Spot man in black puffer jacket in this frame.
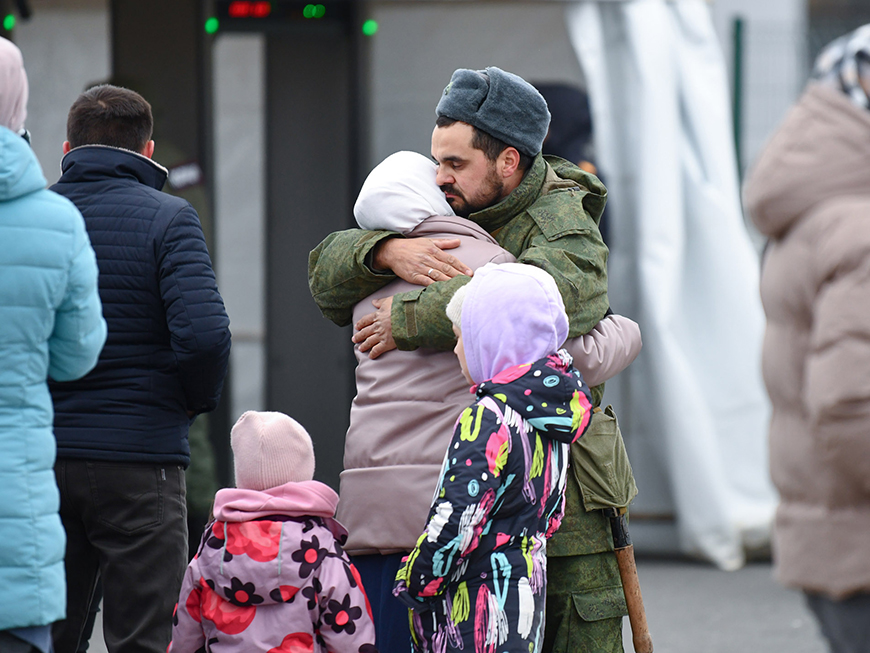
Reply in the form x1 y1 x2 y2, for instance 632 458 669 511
48 85 231 653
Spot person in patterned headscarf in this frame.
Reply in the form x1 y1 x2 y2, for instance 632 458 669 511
743 23 870 653
812 23 870 109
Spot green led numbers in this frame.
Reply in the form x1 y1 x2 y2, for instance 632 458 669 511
303 4 325 18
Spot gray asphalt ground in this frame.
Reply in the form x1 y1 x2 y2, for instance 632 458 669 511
625 557 827 653
85 557 828 653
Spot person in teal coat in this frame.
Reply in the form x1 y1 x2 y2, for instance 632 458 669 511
0 37 106 653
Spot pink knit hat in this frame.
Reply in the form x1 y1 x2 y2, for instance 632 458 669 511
231 411 315 491
0 37 28 132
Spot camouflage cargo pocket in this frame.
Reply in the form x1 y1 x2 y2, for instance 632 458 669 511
544 583 627 653
571 405 638 512
572 585 628 622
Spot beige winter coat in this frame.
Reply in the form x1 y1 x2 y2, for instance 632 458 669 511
337 217 514 555
744 84 870 598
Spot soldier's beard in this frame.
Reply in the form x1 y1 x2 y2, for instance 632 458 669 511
441 165 505 219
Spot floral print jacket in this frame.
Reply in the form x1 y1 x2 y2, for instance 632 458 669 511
169 481 378 653
393 351 593 652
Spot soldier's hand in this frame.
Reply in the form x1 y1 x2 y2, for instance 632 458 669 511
353 296 397 359
372 237 472 286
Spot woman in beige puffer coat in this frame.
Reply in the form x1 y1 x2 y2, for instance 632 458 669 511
743 24 870 653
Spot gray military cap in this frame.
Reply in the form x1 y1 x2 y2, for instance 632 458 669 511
435 66 551 157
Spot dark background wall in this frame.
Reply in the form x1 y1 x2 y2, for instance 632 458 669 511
265 22 359 490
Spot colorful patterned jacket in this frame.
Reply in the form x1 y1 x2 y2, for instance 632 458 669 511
169 481 378 653
393 352 592 653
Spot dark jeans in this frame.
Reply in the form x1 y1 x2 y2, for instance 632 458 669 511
350 553 411 653
52 459 188 653
806 591 870 653
75 579 101 653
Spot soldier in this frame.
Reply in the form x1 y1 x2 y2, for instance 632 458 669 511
309 66 627 652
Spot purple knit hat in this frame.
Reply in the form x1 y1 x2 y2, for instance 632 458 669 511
0 37 27 132
447 263 569 384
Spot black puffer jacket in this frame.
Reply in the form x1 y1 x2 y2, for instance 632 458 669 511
49 145 231 466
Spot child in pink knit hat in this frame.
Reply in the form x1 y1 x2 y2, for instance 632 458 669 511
169 411 378 653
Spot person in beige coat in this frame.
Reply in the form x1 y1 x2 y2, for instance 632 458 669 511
744 24 870 653
339 150 642 651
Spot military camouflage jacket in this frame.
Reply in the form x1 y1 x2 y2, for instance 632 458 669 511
308 154 610 352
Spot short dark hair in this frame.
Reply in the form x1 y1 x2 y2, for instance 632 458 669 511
67 85 153 152
435 115 533 172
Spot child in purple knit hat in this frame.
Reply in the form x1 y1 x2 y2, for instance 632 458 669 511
393 263 594 653
169 411 378 653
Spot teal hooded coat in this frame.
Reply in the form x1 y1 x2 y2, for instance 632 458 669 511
0 126 106 630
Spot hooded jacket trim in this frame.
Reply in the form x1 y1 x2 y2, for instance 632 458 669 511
0 126 46 202
213 481 347 542
406 214 499 244
59 144 169 190
745 84 870 239
474 350 592 445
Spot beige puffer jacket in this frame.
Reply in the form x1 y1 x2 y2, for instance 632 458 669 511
744 84 870 598
337 216 514 555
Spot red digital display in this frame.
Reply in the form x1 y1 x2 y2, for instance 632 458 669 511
252 2 271 17
227 1 272 18
215 1 351 30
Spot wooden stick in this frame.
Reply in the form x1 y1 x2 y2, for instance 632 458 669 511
614 544 653 653
608 510 653 653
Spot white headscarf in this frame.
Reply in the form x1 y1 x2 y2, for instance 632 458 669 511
0 37 27 132
353 151 454 234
